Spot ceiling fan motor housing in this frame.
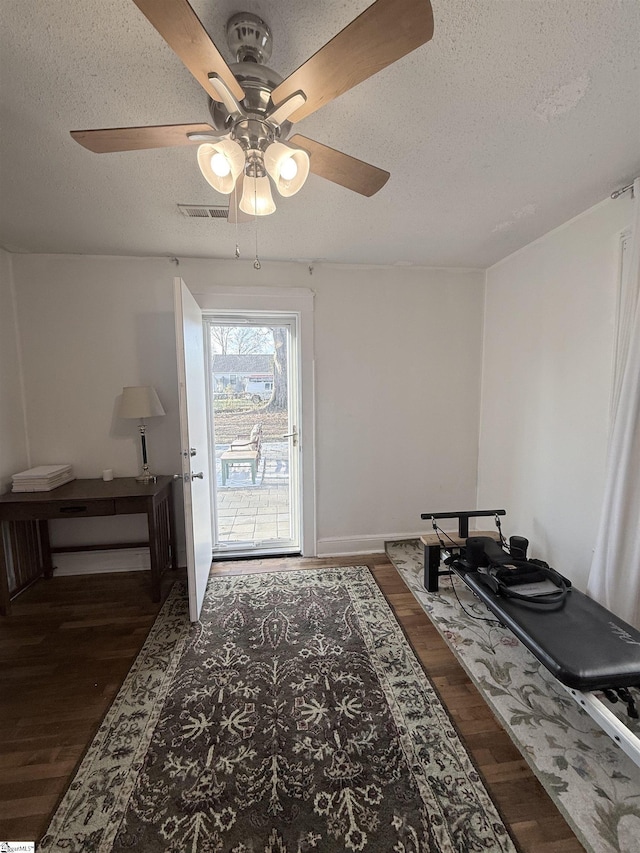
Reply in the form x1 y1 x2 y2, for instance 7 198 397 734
207 12 295 157
226 13 273 65
208 60 292 151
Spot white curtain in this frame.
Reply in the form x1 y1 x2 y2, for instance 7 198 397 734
587 178 640 627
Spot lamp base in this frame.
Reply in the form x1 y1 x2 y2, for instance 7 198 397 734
136 463 157 484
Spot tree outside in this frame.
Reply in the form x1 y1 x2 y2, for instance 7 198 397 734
210 325 273 356
263 326 287 413
210 324 288 414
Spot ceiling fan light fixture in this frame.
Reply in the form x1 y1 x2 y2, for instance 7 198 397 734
240 174 276 216
71 0 435 221
264 142 310 197
197 139 244 194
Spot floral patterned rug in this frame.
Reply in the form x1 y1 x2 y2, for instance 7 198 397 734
40 566 517 853
386 540 640 853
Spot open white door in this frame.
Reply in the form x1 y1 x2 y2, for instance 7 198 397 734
174 277 213 621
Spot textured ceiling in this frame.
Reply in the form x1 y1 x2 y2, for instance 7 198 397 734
1 0 638 267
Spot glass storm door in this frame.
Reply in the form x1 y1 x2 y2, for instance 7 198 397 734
205 315 301 557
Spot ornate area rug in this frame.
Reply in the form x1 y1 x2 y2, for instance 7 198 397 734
41 567 517 853
386 540 640 853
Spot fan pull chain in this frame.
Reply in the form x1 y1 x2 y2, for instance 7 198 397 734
234 183 240 260
253 180 261 270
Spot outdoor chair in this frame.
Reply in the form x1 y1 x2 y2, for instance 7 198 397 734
230 422 263 452
220 423 263 485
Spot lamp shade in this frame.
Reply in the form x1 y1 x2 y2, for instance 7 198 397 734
197 139 245 194
118 386 166 419
264 141 310 197
240 174 276 216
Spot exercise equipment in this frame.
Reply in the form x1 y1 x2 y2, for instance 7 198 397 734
420 510 640 768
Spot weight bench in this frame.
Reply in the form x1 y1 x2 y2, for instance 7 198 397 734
421 510 640 768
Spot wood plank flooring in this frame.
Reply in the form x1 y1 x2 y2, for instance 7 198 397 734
0 554 584 851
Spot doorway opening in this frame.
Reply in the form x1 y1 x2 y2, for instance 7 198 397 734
204 314 301 558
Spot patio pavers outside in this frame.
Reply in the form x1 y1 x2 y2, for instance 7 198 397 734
214 441 292 545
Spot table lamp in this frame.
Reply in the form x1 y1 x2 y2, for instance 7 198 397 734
118 386 166 483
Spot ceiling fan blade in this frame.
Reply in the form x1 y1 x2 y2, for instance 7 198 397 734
71 123 217 153
271 0 433 123
131 0 245 104
289 135 389 197
227 175 253 223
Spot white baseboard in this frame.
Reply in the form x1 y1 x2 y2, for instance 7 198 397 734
316 532 423 558
52 548 150 576
53 536 424 573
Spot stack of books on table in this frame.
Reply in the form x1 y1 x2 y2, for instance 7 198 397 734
12 464 75 492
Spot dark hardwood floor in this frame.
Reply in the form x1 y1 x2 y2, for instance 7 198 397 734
0 554 584 851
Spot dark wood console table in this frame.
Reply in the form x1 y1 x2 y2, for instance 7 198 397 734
0 476 177 615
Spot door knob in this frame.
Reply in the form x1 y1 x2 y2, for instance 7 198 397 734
181 472 204 483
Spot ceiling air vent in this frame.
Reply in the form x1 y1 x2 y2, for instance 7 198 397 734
178 204 228 219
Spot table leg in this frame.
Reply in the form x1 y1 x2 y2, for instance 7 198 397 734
168 491 178 570
39 520 53 578
0 521 10 616
424 543 441 592
147 500 161 603
222 460 228 486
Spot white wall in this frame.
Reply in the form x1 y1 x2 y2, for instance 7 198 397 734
9 254 485 566
308 263 484 552
177 258 486 553
0 248 29 494
477 197 633 590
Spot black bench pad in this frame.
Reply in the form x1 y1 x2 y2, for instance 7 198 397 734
456 569 640 691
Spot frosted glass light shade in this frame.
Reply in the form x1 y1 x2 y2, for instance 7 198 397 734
264 141 310 197
240 174 276 216
197 139 244 194
118 386 166 419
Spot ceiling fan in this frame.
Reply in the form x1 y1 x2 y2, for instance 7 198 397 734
71 0 434 220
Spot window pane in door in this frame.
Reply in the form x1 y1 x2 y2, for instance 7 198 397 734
209 322 296 552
